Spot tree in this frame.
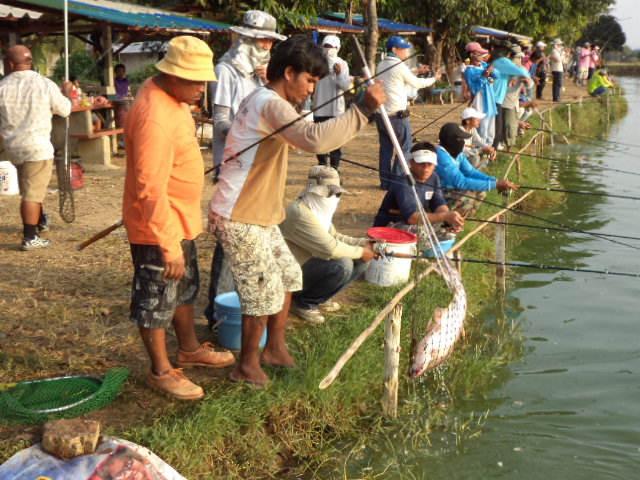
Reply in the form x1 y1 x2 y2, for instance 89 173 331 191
578 14 626 52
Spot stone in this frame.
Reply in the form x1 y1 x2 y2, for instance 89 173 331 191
42 418 101 459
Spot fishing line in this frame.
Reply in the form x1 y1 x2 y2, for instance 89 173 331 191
496 149 640 177
447 258 640 278
518 185 640 201
336 155 640 252
204 50 421 176
529 126 640 150
530 125 639 158
412 101 466 138
466 218 640 242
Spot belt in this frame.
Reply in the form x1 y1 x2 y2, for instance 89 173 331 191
390 109 411 119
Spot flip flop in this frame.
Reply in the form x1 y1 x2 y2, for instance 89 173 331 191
228 371 271 389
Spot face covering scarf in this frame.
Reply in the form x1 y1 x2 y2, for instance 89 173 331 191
220 37 271 78
302 192 341 232
439 123 466 158
323 47 339 69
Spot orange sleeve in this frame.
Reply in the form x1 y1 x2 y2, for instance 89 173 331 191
129 119 183 262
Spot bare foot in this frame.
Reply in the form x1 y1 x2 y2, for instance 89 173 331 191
230 363 270 386
260 346 296 367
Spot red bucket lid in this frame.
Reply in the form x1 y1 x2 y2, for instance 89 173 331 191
366 227 417 244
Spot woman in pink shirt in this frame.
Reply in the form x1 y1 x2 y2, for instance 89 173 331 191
578 43 591 86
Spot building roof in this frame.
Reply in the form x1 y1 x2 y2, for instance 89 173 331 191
298 15 365 34
1 0 232 34
473 26 533 42
321 12 433 34
0 4 41 19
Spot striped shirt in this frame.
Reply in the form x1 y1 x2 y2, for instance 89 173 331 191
210 86 372 226
0 70 71 165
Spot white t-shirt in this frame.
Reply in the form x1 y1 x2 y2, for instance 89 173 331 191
213 62 262 116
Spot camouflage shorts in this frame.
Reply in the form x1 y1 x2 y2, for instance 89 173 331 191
442 189 486 219
209 213 302 316
129 240 199 329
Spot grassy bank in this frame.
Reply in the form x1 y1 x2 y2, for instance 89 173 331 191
129 97 625 479
0 95 626 479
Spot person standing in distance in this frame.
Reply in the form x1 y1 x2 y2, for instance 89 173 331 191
0 45 72 250
313 35 351 170
376 36 441 190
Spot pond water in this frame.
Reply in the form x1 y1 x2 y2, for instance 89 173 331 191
344 78 640 479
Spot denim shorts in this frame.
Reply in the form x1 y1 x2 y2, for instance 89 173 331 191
129 240 199 329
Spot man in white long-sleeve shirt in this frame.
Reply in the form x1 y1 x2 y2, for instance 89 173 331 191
375 36 441 190
313 35 351 169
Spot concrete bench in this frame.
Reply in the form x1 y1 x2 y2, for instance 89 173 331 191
428 88 457 105
69 128 123 166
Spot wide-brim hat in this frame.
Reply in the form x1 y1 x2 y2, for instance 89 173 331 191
302 165 347 197
156 36 216 82
230 10 286 41
553 38 563 44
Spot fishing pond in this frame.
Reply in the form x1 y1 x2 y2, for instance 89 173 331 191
343 78 640 479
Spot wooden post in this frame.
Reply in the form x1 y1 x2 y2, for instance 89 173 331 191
381 303 403 418
548 111 554 147
453 249 462 275
100 24 115 96
567 103 572 130
495 214 506 293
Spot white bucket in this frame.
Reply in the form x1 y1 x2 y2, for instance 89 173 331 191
364 227 417 286
0 161 19 196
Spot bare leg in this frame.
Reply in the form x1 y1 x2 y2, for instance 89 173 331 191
139 327 172 376
232 314 270 384
20 201 41 226
171 304 201 352
261 292 296 367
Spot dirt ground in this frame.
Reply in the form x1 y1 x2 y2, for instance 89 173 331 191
0 81 587 447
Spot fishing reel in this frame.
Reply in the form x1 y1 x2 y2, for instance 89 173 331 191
500 189 512 197
373 240 388 257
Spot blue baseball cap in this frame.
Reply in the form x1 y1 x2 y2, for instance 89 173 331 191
387 36 412 51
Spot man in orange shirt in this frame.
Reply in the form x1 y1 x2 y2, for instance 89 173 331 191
123 36 234 400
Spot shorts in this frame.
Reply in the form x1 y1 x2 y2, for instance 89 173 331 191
442 189 487 219
209 213 302 316
16 159 53 203
129 240 199 329
579 66 589 79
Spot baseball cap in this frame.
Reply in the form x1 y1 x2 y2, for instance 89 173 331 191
553 38 563 44
387 36 412 50
461 107 487 121
322 35 340 49
411 149 438 165
536 41 547 47
465 42 488 54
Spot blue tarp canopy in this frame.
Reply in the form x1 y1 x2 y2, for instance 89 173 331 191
298 15 365 34
321 12 433 34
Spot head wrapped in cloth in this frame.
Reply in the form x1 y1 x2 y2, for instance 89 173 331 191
322 35 341 66
301 166 346 231
220 10 286 78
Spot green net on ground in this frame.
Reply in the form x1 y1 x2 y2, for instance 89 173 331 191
0 367 129 425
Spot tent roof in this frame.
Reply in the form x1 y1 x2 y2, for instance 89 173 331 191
473 26 533 42
0 0 232 35
321 12 433 34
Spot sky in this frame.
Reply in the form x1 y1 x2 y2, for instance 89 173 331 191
610 0 640 48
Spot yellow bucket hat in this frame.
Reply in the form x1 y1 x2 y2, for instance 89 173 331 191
156 36 216 82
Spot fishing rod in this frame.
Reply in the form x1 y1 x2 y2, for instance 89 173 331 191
466 217 640 242
336 155 640 252
349 34 455 279
496 149 640 177
518 184 640 201
387 252 640 278
528 126 640 150
204 50 422 176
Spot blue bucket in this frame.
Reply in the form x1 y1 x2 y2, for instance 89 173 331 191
213 291 267 350
423 238 456 258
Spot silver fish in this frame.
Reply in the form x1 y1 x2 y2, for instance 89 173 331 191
408 267 467 378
